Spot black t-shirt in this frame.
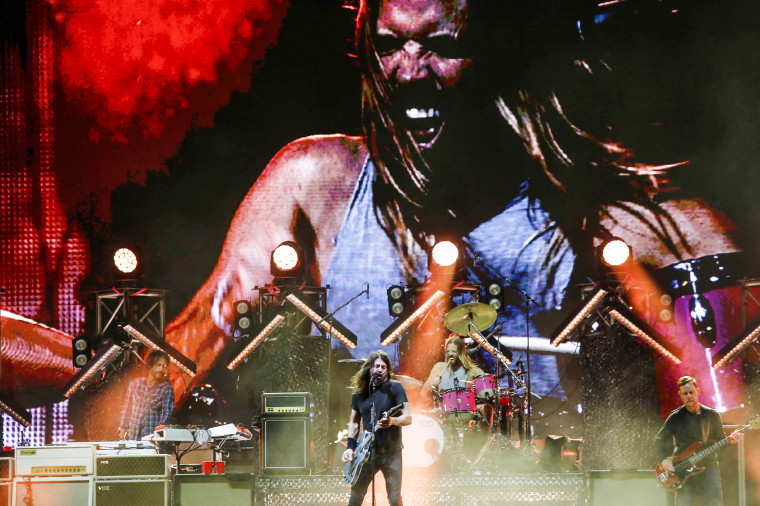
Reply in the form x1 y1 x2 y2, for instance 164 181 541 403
653 404 726 468
351 379 408 455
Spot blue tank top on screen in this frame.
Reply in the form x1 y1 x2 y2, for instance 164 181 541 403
323 158 576 396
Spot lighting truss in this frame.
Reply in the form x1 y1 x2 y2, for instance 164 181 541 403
0 396 32 427
380 289 446 347
285 290 357 349
608 304 681 365
712 314 760 369
64 339 127 398
122 320 197 377
227 313 286 370
550 288 609 346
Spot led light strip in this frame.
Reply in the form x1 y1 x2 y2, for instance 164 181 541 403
286 294 357 349
712 325 760 370
123 324 196 377
0 399 31 427
551 289 607 347
227 314 286 370
608 309 681 365
469 332 511 369
381 290 446 347
64 342 124 398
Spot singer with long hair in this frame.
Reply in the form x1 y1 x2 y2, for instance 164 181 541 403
342 350 411 506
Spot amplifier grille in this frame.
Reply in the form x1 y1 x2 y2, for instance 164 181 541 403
94 479 168 506
96 455 167 478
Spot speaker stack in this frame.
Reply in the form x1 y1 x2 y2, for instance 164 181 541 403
260 392 311 473
94 454 170 506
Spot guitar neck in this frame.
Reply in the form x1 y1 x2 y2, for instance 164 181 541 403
688 423 749 465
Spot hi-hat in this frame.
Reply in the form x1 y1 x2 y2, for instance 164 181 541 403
444 302 497 335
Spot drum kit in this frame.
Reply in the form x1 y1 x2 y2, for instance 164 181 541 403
341 302 531 472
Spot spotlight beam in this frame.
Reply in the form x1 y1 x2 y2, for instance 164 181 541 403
712 314 760 369
550 288 608 346
608 304 681 365
380 290 446 346
122 320 197 377
227 313 286 370
284 290 357 349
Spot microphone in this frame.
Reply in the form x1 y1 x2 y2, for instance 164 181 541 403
370 371 380 381
366 282 370 300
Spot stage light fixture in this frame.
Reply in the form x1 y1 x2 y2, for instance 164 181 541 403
600 238 631 267
114 247 138 274
284 290 357 349
71 336 92 368
380 289 446 347
0 396 32 427
712 314 760 370
550 288 609 347
608 305 681 365
430 240 459 268
64 339 127 398
386 285 407 316
227 313 286 370
486 282 504 311
233 299 253 338
655 293 674 323
271 241 304 281
122 320 197 377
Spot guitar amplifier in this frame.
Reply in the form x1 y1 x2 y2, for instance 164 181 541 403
94 479 169 506
15 446 95 476
95 455 168 479
262 392 310 416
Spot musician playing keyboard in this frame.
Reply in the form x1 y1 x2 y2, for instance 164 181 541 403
341 350 411 506
117 350 175 441
653 376 743 505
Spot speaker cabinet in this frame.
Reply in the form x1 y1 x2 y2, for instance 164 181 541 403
0 482 9 506
12 476 93 506
172 474 253 506
590 470 669 505
95 455 168 479
94 479 169 506
261 417 309 473
0 459 12 482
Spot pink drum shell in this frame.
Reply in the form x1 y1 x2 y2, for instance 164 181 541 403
472 374 496 399
440 388 476 413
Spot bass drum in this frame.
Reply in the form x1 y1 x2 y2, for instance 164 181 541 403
402 412 445 468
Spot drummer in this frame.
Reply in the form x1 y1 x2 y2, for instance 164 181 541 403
422 334 486 415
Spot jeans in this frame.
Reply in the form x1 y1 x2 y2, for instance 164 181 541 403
677 467 723 506
348 450 403 506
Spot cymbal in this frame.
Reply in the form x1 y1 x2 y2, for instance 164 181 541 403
395 375 422 390
444 302 497 335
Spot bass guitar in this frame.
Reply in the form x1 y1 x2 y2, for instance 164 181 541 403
655 414 758 491
343 403 404 486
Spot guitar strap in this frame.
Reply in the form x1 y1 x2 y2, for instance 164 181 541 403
700 407 709 444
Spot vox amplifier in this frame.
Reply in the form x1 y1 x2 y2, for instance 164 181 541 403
95 455 168 479
94 479 169 506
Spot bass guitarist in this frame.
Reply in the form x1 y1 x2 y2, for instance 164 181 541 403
341 350 411 506
653 376 744 505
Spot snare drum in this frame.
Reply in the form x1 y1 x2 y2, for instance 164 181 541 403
473 374 496 400
440 388 476 415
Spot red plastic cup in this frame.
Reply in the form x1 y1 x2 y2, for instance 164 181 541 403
215 461 225 474
201 461 214 474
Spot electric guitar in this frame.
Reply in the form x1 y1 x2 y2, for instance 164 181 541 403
343 403 404 486
655 414 758 491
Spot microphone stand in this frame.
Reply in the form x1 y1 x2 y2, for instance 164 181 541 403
473 256 539 447
370 374 377 506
